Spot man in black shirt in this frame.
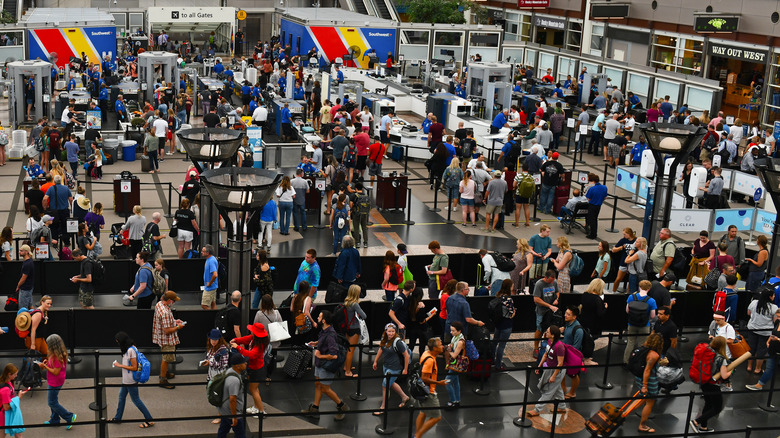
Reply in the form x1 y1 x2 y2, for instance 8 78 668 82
648 272 675 310
651 306 677 355
454 121 468 142
222 291 243 340
388 281 413 338
203 107 220 128
70 248 94 309
539 152 564 215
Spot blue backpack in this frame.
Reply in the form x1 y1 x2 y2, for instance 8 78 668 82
465 340 480 360
130 346 151 384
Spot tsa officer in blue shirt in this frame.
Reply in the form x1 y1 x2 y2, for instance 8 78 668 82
213 60 225 75
241 81 252 112
293 82 304 100
277 75 287 97
114 94 128 128
67 76 77 92
513 81 522 93
552 83 565 99
562 75 573 90
421 113 433 134
335 65 344 83
98 84 110 124
280 102 293 141
585 173 608 240
455 82 466 98
490 108 509 134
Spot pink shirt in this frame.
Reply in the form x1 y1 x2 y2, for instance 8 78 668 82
0 383 14 427
354 133 370 156
46 357 67 387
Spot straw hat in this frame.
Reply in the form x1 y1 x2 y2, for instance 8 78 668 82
77 197 91 210
15 309 32 335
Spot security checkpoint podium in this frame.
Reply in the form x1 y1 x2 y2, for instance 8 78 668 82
376 174 408 211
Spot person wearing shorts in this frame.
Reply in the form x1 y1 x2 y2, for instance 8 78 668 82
174 199 199 259
152 291 184 389
201 244 218 310
415 337 446 438
301 310 350 420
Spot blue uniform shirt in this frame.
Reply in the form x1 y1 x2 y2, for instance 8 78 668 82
293 86 304 100
115 100 126 114
336 70 344 83
278 76 286 92
249 100 259 113
67 78 76 91
281 107 292 124
552 87 564 98
513 85 522 92
99 88 109 101
241 85 251 96
252 86 261 98
491 112 507 129
563 79 572 89
213 63 225 74
455 85 466 98
587 183 608 206
422 118 432 134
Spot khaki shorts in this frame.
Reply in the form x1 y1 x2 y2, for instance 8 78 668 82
530 262 548 279
201 289 217 307
486 204 502 215
161 345 176 363
417 392 441 418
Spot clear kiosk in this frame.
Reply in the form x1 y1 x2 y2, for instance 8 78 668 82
7 60 52 128
137 51 180 103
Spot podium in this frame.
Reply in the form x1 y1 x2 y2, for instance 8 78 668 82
376 174 408 210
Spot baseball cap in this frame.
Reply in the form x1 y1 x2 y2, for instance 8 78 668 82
713 310 726 319
397 243 408 254
551 152 559 159
41 214 53 223
208 328 222 340
493 170 502 177
228 352 247 366
662 272 677 283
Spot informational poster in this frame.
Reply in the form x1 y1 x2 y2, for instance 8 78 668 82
246 126 263 168
86 110 101 129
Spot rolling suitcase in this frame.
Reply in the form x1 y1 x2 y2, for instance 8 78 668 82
141 154 151 172
585 391 645 437
283 347 313 379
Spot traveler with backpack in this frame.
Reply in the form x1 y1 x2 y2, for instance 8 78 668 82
69 248 94 309
351 183 371 248
426 240 450 300
301 310 350 421
337 284 367 377
553 237 574 294
153 291 185 390
492 279 516 370
628 333 663 433
513 162 535 227
624 280 658 364
38 334 76 428
649 228 677 279
527 324 568 417
214 352 249 438
372 322 411 415
142 213 165 260
719 225 745 267
442 158 464 212
230 322 269 415
0 363 31 433
625 237 648 294
444 321 467 408
746 307 780 391
745 288 777 375
459 170 478 226
329 194 351 255
110 331 155 428
201 328 230 382
561 306 588 399
381 251 402 302
333 235 361 286
745 235 769 292
690 336 732 433
478 249 511 295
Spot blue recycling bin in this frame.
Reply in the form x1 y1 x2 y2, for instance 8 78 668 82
121 140 136 162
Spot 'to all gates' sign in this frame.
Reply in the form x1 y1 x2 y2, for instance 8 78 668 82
518 0 549 7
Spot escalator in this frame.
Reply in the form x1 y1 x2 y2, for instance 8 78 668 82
372 0 392 20
353 0 369 16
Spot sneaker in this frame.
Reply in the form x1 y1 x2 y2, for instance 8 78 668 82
720 384 733 392
301 404 320 419
67 413 76 430
334 403 349 421
363 242 368 248
689 420 700 433
159 379 175 389
246 406 260 414
445 206 450 211
746 384 763 391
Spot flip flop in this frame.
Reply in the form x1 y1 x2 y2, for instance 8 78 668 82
139 422 155 429
564 394 576 400
211 418 221 424
526 410 540 417
638 426 655 433
372 411 383 416
399 397 411 408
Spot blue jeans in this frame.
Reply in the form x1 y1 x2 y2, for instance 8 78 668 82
552 132 561 150
333 226 347 254
747 271 765 293
18 288 33 311
148 150 158 171
539 184 555 214
278 201 293 233
217 417 246 438
628 273 639 294
577 131 587 151
559 206 573 220
384 289 396 301
759 356 779 386
588 131 601 154
445 370 461 403
494 327 513 366
47 385 74 424
293 203 307 230
252 287 262 309
490 279 504 296
114 384 153 421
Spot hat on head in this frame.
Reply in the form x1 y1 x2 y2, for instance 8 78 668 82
493 170 502 177
228 352 247 366
41 214 53 223
15 309 32 335
247 322 268 338
77 197 91 210
397 243 408 254
551 152 559 159
662 272 677 283
163 291 180 301
208 328 222 340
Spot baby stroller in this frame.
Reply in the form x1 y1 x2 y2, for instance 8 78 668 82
657 348 685 393
109 223 132 259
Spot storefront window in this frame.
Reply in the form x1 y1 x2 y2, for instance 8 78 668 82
590 23 604 57
764 52 780 129
651 33 703 75
567 20 582 53
499 11 531 43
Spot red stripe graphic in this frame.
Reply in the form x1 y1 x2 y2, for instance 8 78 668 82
309 26 346 63
33 29 75 68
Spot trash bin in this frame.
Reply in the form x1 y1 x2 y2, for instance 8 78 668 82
121 140 137 162
176 124 191 153
103 138 120 164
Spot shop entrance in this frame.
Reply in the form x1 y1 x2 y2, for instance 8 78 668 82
705 42 769 124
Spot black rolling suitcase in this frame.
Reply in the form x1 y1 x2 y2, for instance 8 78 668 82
283 347 313 379
585 391 645 437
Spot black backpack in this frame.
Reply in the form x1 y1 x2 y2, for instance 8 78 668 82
90 257 105 285
491 251 516 272
574 325 595 358
505 142 524 171
241 146 254 168
332 304 355 334
662 241 690 280
17 350 43 389
488 297 504 326
627 346 650 377
408 356 433 400
627 293 651 326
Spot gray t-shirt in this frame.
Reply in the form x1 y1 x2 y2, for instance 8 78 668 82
533 278 559 315
604 119 620 140
577 111 590 127
311 148 323 170
291 177 309 206
218 369 244 416
382 338 408 371
331 135 348 160
486 178 507 206
627 251 647 275
121 348 137 385
747 300 778 335
536 130 552 147
709 176 724 196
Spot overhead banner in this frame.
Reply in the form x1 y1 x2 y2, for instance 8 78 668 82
28 27 117 69
694 15 739 33
707 42 768 63
147 7 236 24
518 0 549 7
534 16 565 30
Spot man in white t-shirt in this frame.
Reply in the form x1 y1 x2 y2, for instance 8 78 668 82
765 128 777 156
152 114 168 157
396 243 408 271
252 104 268 129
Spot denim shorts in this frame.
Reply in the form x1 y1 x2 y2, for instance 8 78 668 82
460 198 475 206
535 313 544 331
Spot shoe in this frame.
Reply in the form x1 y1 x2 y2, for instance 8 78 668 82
334 403 349 421
246 406 260 414
720 384 733 392
445 206 450 211
67 413 76 430
158 379 175 389
293 227 300 232
166 372 175 379
452 207 457 211
363 243 368 248
746 384 763 391
533 348 539 359
557 217 563 221
301 404 320 419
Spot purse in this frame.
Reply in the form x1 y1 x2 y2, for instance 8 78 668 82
704 257 721 289
267 321 291 343
436 269 454 290
169 221 178 238
295 312 313 334
728 331 751 358
357 315 370 346
446 350 470 373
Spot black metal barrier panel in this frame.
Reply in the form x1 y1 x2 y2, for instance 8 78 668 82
0 289 749 351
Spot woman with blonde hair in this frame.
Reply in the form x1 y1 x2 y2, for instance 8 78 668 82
39 334 76 428
442 157 463 211
50 159 66 181
372 323 410 414
625 237 648 294
343 284 367 377
459 169 477 226
276 176 294 235
612 228 637 293
580 279 608 339
510 238 533 293
553 236 573 293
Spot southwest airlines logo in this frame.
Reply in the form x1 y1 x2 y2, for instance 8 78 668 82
368 32 391 37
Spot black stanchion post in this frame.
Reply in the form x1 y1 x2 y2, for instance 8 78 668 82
257 406 264 438
678 292 689 343
375 374 394 435
67 308 81 364
605 195 620 233
445 187 455 224
404 188 415 225
549 399 559 438
96 383 107 438
89 350 106 411
683 391 696 438
577 141 585 164
350 345 367 401
512 366 533 427
407 406 415 438
603 163 609 186
596 333 615 390
472 364 490 396
429 179 441 212
745 426 753 438
612 329 627 345
165 183 173 218
531 186 540 222
759 368 778 412
402 146 410 176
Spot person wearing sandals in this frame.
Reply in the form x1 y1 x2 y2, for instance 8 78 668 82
372 323 410 415
254 294 283 373
343 285 366 378
527 325 567 418
110 331 154 429
201 329 229 424
633 333 663 434
230 322 269 416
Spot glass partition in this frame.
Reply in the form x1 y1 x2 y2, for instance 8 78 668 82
654 78 680 106
468 32 500 62
764 51 780 129
401 30 429 45
603 67 624 89
434 31 464 64
524 48 537 67
399 45 429 61
538 52 555 77
558 56 576 83
684 85 714 112
399 30 429 61
627 72 651 107
581 61 599 76
503 47 524 64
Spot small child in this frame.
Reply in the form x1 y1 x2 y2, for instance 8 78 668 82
38 334 76 429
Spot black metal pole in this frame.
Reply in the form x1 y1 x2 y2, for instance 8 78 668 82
603 162 609 186
429 179 441 212
678 291 689 343
531 186 540 222
350 345 367 401
165 183 173 218
596 333 615 390
375 373 394 435
577 139 585 164
404 188 415 225
683 391 696 438
67 308 82 364
759 363 778 412
566 125 572 155
606 195 619 233
445 186 455 224
549 399 559 438
89 350 106 411
472 363 490 396
402 146 410 176
96 383 107 438
407 405 415 438
512 366 533 427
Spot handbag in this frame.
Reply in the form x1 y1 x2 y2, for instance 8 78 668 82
357 315 370 346
728 331 751 358
704 257 721 289
169 221 178 238
446 350 470 373
295 312 313 334
267 321 291 343
474 190 484 207
436 269 454 290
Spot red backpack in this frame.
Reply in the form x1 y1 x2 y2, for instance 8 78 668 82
689 343 717 384
713 290 727 313
388 264 404 286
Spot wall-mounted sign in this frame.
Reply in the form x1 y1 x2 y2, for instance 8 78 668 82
533 16 565 30
591 3 630 19
694 15 739 33
518 0 549 8
708 42 767 63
